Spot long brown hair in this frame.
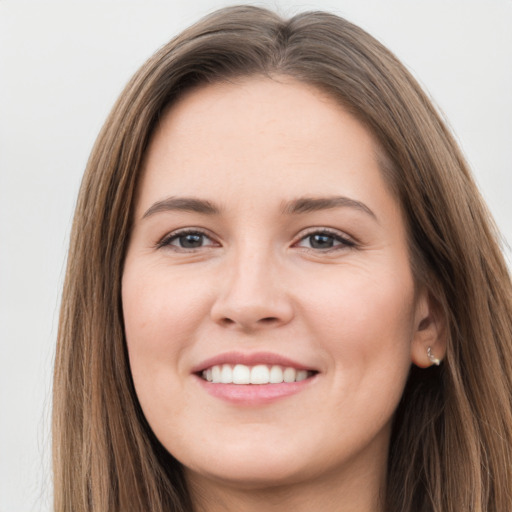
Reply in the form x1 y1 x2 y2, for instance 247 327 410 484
53 6 512 511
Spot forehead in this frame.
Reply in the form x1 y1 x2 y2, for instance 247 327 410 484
151 76 373 155
136 77 397 221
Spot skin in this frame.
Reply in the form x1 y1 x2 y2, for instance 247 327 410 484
122 77 444 512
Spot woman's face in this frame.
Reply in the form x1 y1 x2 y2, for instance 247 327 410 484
122 78 432 492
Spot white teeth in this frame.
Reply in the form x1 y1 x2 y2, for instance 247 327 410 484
211 365 221 383
220 364 233 384
201 364 313 384
269 365 284 383
296 370 308 382
233 364 251 384
283 367 296 383
250 364 270 384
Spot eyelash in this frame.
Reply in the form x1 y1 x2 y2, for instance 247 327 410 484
294 228 356 252
156 228 356 252
156 229 217 251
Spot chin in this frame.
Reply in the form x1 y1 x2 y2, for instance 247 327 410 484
185 456 313 491
173 432 317 489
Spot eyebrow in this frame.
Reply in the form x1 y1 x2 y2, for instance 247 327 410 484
142 196 220 218
142 195 377 221
281 196 377 220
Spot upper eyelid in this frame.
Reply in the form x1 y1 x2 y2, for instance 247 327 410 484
155 226 357 248
294 227 356 243
292 232 358 256
156 227 218 248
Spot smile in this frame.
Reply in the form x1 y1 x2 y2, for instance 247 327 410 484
201 364 316 384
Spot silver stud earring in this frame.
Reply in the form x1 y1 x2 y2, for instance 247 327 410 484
427 346 441 366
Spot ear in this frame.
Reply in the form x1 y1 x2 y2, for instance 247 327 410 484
410 287 447 368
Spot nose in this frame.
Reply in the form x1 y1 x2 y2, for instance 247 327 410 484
210 248 294 332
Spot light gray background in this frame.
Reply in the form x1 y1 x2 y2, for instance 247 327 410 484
1 1 511 510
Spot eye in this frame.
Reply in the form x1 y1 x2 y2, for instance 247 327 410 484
158 230 218 250
295 230 355 251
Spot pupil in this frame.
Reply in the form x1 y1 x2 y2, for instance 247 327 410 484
310 234 333 249
180 233 203 248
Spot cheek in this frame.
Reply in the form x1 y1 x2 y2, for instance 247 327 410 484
311 262 415 322
123 264 206 350
300 263 416 374
121 265 208 413
311 269 416 430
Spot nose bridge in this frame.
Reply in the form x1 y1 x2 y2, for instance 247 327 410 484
210 237 293 330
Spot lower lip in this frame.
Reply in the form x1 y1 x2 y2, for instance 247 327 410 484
194 375 317 405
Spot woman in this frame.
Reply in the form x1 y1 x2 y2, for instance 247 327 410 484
53 5 512 511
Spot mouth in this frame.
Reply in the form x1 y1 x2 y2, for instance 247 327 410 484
192 352 319 403
199 364 317 385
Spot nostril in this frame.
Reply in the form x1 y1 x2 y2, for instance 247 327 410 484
260 317 279 324
218 316 279 328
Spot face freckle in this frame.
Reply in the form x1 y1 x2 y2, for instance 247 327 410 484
121 77 429 495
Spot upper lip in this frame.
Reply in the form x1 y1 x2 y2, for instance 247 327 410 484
191 351 317 374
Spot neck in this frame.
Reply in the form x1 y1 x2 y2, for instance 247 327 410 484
186 445 387 512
